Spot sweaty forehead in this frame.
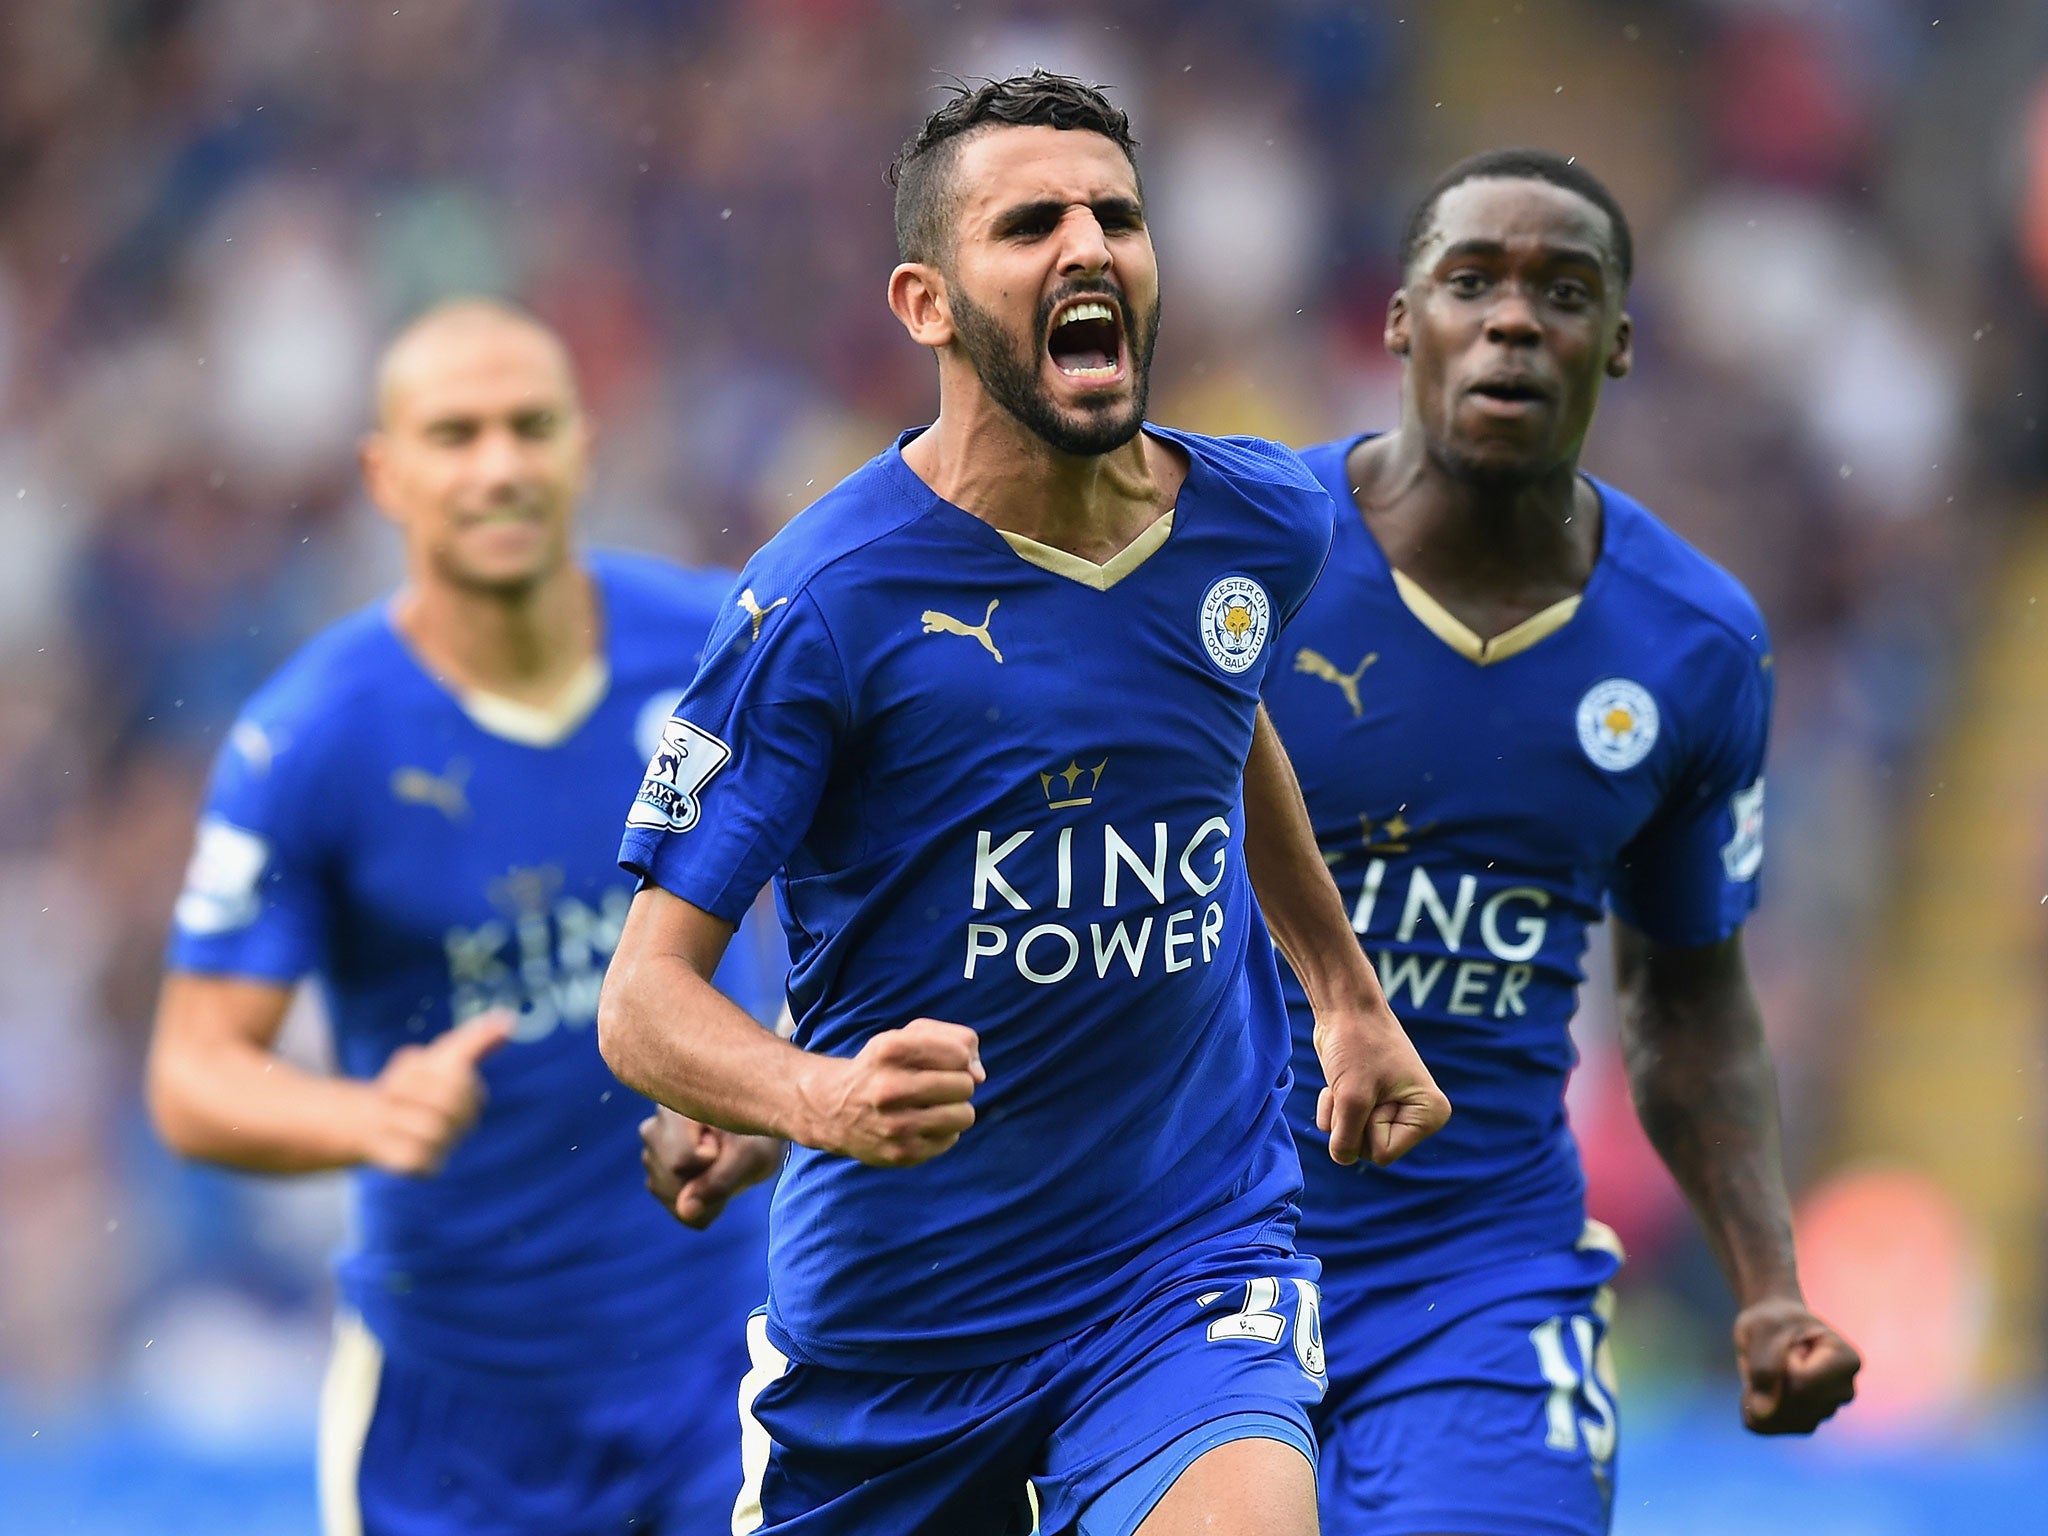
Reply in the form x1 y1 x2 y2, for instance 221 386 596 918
952 125 1140 224
1417 177 1615 270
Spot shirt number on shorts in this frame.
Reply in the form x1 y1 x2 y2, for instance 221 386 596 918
1529 1314 1617 1464
1202 1276 1325 1378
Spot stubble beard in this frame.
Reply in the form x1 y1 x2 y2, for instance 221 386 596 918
948 281 1161 459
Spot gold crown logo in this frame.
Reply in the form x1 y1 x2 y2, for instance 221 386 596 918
487 863 565 920
1040 757 1108 810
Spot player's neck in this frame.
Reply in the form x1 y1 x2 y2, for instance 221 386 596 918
1351 430 1600 608
902 403 1183 565
394 559 601 707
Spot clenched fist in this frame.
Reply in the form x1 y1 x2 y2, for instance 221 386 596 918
357 1011 512 1176
641 1106 784 1228
1734 1297 1861 1435
795 1018 983 1167
1313 1004 1451 1166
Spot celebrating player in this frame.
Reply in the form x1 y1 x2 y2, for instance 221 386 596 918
147 300 782 1535
598 74 1448 1536
1262 149 1862 1534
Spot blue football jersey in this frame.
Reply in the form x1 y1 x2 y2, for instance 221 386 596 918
167 550 779 1378
620 428 1334 1373
1266 435 1773 1291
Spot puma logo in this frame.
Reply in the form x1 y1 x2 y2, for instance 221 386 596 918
921 599 1003 663
1294 647 1378 717
737 587 788 641
392 759 471 821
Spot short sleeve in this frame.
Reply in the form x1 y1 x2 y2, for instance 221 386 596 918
1608 646 1773 948
619 587 847 925
165 718 334 981
1280 484 1337 627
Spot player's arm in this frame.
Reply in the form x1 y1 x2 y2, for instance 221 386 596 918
1612 923 1860 1433
1241 704 1449 1165
599 884 983 1168
147 972 509 1176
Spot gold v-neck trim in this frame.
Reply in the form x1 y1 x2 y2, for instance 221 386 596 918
997 508 1175 591
457 656 610 746
1390 569 1582 666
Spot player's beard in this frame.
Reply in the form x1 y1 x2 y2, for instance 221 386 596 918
948 280 1160 458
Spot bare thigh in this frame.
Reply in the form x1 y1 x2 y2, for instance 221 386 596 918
1133 1435 1317 1536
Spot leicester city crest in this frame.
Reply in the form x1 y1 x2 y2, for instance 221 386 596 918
1575 678 1660 772
1200 575 1271 675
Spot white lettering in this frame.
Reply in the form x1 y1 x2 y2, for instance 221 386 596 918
1574 1314 1618 1463
517 912 552 984
1164 909 1195 972
1396 867 1477 950
964 922 1007 978
1447 960 1498 1016
554 892 627 969
1376 951 1447 1009
511 993 559 1042
1104 822 1169 906
1494 964 1532 1017
446 922 510 985
1091 917 1153 978
1056 826 1073 909
1179 816 1232 896
549 968 604 1024
974 830 1033 911
1350 858 1387 934
1200 901 1224 962
1479 886 1550 962
1016 924 1080 985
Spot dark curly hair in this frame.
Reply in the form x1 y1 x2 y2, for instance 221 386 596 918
1400 147 1633 289
888 71 1139 265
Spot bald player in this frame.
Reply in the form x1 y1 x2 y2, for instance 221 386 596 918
147 300 783 1535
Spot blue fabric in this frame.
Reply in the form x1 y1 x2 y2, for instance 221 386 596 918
1077 1410 1313 1536
1314 1255 1622 1536
1269 433 1773 1295
166 550 778 1378
622 427 1335 1374
743 1220 1324 1534
355 1322 753 1535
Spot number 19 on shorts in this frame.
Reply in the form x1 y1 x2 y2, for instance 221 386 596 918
1529 1313 1617 1465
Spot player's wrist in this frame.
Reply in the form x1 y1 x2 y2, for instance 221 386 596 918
1733 1281 1809 1317
783 1052 848 1155
1297 950 1391 1022
339 1079 407 1170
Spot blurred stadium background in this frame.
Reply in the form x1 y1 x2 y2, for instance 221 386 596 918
1 1 2044 1531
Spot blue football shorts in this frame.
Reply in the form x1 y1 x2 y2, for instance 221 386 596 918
317 1309 751 1535
1314 1222 1625 1536
733 1222 1326 1535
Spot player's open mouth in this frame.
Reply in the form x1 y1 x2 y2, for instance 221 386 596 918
465 505 544 527
1046 298 1125 382
1466 376 1551 406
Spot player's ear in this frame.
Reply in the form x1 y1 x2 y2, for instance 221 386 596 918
1605 310 1633 380
358 432 402 527
888 263 953 349
1385 289 1411 360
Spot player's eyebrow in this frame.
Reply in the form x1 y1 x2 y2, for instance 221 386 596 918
1434 236 1607 273
990 195 1143 237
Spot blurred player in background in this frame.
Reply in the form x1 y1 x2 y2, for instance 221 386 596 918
146 300 782 1536
599 74 1447 1536
1262 150 1861 1535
